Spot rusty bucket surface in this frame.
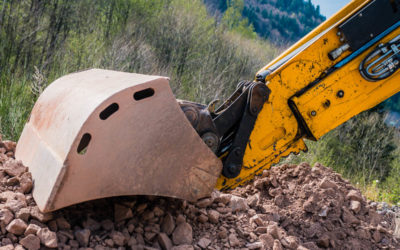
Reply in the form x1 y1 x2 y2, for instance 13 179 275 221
16 69 222 212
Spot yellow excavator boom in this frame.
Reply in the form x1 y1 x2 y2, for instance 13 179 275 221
217 0 400 189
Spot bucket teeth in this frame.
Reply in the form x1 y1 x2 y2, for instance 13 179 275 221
16 69 222 212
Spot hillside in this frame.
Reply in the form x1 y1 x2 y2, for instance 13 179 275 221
204 0 325 44
0 0 277 141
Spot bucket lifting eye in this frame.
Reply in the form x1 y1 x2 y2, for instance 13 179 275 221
99 103 119 120
134 88 154 101
77 133 91 155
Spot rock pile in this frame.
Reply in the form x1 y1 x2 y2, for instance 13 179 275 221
224 163 400 249
372 201 400 239
0 136 398 249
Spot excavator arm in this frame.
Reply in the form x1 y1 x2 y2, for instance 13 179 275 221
211 0 400 190
15 0 400 212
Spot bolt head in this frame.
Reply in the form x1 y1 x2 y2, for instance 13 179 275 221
201 132 219 153
228 163 241 175
337 90 344 98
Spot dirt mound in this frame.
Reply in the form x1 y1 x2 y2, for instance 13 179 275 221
0 137 398 249
231 163 400 249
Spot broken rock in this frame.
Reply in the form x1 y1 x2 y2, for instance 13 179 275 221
83 218 100 231
247 194 260 208
346 190 363 202
56 217 71 230
207 210 220 224
197 237 211 249
196 198 213 208
158 233 173 250
19 234 40 250
247 241 263 250
281 236 298 249
212 192 231 205
3 160 26 177
162 213 175 235
111 231 126 246
3 141 16 152
19 172 33 194
0 209 13 225
260 233 275 247
114 204 133 222
37 228 57 248
24 223 41 236
228 233 241 247
29 207 53 223
16 208 30 222
250 214 264 227
350 200 361 214
75 228 91 247
273 239 283 250
6 219 27 235
172 222 192 245
5 199 27 213
198 214 208 223
171 245 194 250
342 207 360 225
229 195 249 213
319 177 338 189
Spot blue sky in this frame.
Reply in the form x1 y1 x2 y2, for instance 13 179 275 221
311 0 351 18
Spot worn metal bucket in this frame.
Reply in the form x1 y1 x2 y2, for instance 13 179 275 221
16 69 222 212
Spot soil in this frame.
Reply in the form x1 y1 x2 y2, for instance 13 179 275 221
0 136 398 250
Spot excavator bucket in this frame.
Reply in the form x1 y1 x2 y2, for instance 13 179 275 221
16 69 222 212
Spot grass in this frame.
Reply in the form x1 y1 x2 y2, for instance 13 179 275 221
281 111 400 205
0 0 277 142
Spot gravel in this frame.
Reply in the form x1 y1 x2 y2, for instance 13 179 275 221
0 136 399 249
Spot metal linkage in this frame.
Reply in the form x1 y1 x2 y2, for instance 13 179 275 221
179 101 220 153
218 82 270 178
179 81 270 179
360 34 400 81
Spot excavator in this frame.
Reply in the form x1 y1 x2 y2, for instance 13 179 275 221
14 0 400 212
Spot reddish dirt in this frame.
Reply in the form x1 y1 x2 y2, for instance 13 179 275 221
0 136 398 249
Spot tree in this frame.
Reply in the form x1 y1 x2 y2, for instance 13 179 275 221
221 0 257 39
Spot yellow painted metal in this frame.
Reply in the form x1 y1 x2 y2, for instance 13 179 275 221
261 0 368 72
216 0 400 190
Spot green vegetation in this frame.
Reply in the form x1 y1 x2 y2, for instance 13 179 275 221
283 110 400 204
221 0 257 39
0 0 399 204
0 0 276 140
205 0 325 44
